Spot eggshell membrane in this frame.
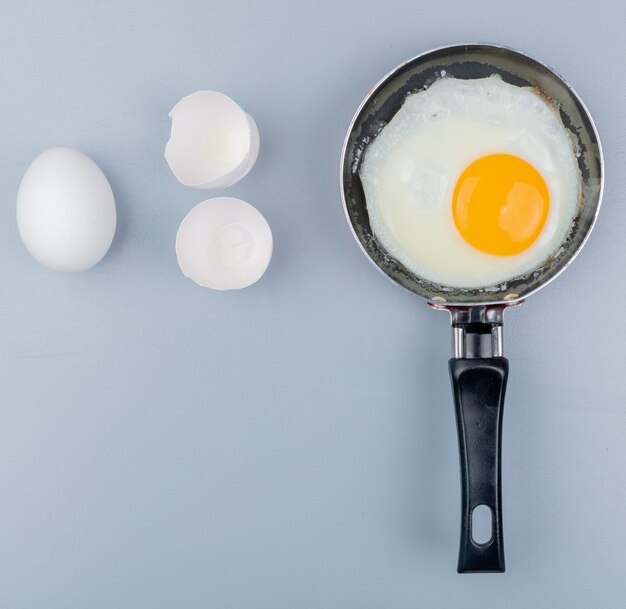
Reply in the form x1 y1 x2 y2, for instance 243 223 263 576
165 91 259 189
176 197 272 290
17 147 116 272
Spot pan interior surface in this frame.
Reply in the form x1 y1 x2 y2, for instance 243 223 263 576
341 44 603 305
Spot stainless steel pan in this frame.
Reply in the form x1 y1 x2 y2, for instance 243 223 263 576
340 43 603 573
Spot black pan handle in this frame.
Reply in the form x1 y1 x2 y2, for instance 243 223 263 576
449 357 508 573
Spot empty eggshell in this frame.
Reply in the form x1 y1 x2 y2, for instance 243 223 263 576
17 147 117 272
176 197 272 290
164 91 259 189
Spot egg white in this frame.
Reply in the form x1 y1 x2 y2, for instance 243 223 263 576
359 76 581 288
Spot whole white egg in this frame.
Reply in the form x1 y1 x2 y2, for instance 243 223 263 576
17 147 117 272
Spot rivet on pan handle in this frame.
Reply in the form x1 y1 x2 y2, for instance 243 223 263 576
444 304 512 573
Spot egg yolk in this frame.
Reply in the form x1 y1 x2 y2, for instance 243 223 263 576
452 153 550 256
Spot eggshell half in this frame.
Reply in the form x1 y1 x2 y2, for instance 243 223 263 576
176 197 272 290
165 91 259 189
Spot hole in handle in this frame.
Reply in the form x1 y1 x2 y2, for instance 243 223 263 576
471 504 493 545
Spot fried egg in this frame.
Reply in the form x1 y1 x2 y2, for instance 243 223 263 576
359 76 581 288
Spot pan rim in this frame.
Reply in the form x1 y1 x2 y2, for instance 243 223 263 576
339 42 604 307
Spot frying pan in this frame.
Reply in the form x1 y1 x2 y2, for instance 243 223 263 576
340 43 603 573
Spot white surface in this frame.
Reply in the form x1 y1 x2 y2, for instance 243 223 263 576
1 0 624 608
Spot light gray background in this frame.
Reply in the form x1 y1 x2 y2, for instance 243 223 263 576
0 0 623 607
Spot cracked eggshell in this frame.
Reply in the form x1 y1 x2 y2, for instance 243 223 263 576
176 197 272 290
164 91 259 189
17 147 117 272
